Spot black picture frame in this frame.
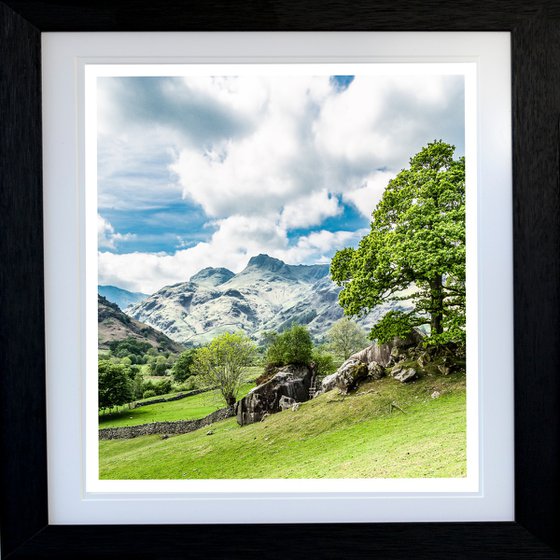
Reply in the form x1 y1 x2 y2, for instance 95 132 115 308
1 1 559 558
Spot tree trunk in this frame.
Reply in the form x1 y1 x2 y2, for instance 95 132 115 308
430 275 444 335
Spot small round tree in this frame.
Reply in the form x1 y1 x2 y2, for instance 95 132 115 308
171 349 196 383
326 318 368 359
265 324 313 366
194 332 255 406
98 360 132 412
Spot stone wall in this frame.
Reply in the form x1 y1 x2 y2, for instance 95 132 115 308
99 406 234 440
133 386 215 408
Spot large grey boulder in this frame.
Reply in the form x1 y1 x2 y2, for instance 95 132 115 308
393 367 418 383
235 364 313 426
317 358 368 395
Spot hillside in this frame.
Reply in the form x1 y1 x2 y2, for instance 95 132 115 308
99 373 466 479
98 295 183 353
129 254 407 345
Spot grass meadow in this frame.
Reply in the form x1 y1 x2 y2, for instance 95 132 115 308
99 373 466 479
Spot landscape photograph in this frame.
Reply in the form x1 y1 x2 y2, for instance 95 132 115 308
96 70 467 480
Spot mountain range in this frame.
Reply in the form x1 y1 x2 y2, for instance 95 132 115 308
125 254 404 346
98 285 148 311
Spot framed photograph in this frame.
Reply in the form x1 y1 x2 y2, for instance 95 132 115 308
2 2 559 558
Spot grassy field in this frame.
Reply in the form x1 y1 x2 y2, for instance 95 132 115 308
99 373 466 479
99 382 255 428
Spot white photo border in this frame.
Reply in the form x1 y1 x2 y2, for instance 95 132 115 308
42 32 512 524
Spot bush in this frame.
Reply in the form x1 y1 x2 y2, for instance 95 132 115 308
312 350 337 378
265 324 313 367
174 375 206 392
171 349 196 382
142 390 156 399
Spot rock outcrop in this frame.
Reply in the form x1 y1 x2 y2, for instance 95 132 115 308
316 329 426 395
235 364 314 425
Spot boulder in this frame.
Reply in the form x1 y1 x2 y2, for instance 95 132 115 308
393 367 418 383
335 359 369 392
349 329 424 367
235 364 313 425
317 359 368 395
279 395 296 410
314 330 425 397
368 362 385 380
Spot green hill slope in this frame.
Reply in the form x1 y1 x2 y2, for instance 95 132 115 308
99 383 256 428
99 374 466 480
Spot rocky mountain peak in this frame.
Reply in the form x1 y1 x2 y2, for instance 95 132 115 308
189 267 235 287
245 254 288 272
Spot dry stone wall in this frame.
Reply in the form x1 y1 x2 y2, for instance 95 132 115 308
99 406 234 440
133 387 215 408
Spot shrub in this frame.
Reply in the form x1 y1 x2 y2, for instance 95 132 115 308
171 349 196 382
265 324 313 367
312 350 337 378
142 390 156 399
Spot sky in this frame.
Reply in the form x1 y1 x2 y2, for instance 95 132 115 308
97 72 465 294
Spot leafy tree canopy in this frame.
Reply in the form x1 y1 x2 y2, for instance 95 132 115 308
326 318 368 359
109 337 152 358
98 360 133 410
194 332 255 406
331 140 465 346
171 349 196 382
265 324 313 366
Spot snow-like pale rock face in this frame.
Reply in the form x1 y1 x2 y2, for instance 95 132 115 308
128 254 401 345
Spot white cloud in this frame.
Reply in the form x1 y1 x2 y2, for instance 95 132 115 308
343 170 396 217
98 214 366 293
97 73 465 291
97 215 134 249
280 190 341 230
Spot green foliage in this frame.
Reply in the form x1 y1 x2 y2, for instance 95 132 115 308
142 390 156 399
311 349 337 377
326 318 368 359
265 324 313 366
142 378 173 397
131 372 144 401
331 140 466 346
149 355 169 376
98 360 132 410
109 337 152 358
368 311 419 342
170 349 196 382
193 332 256 406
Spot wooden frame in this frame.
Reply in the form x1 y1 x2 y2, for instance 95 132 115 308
1 1 559 558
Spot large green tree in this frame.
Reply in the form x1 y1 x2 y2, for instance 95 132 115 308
331 140 465 345
194 332 255 406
